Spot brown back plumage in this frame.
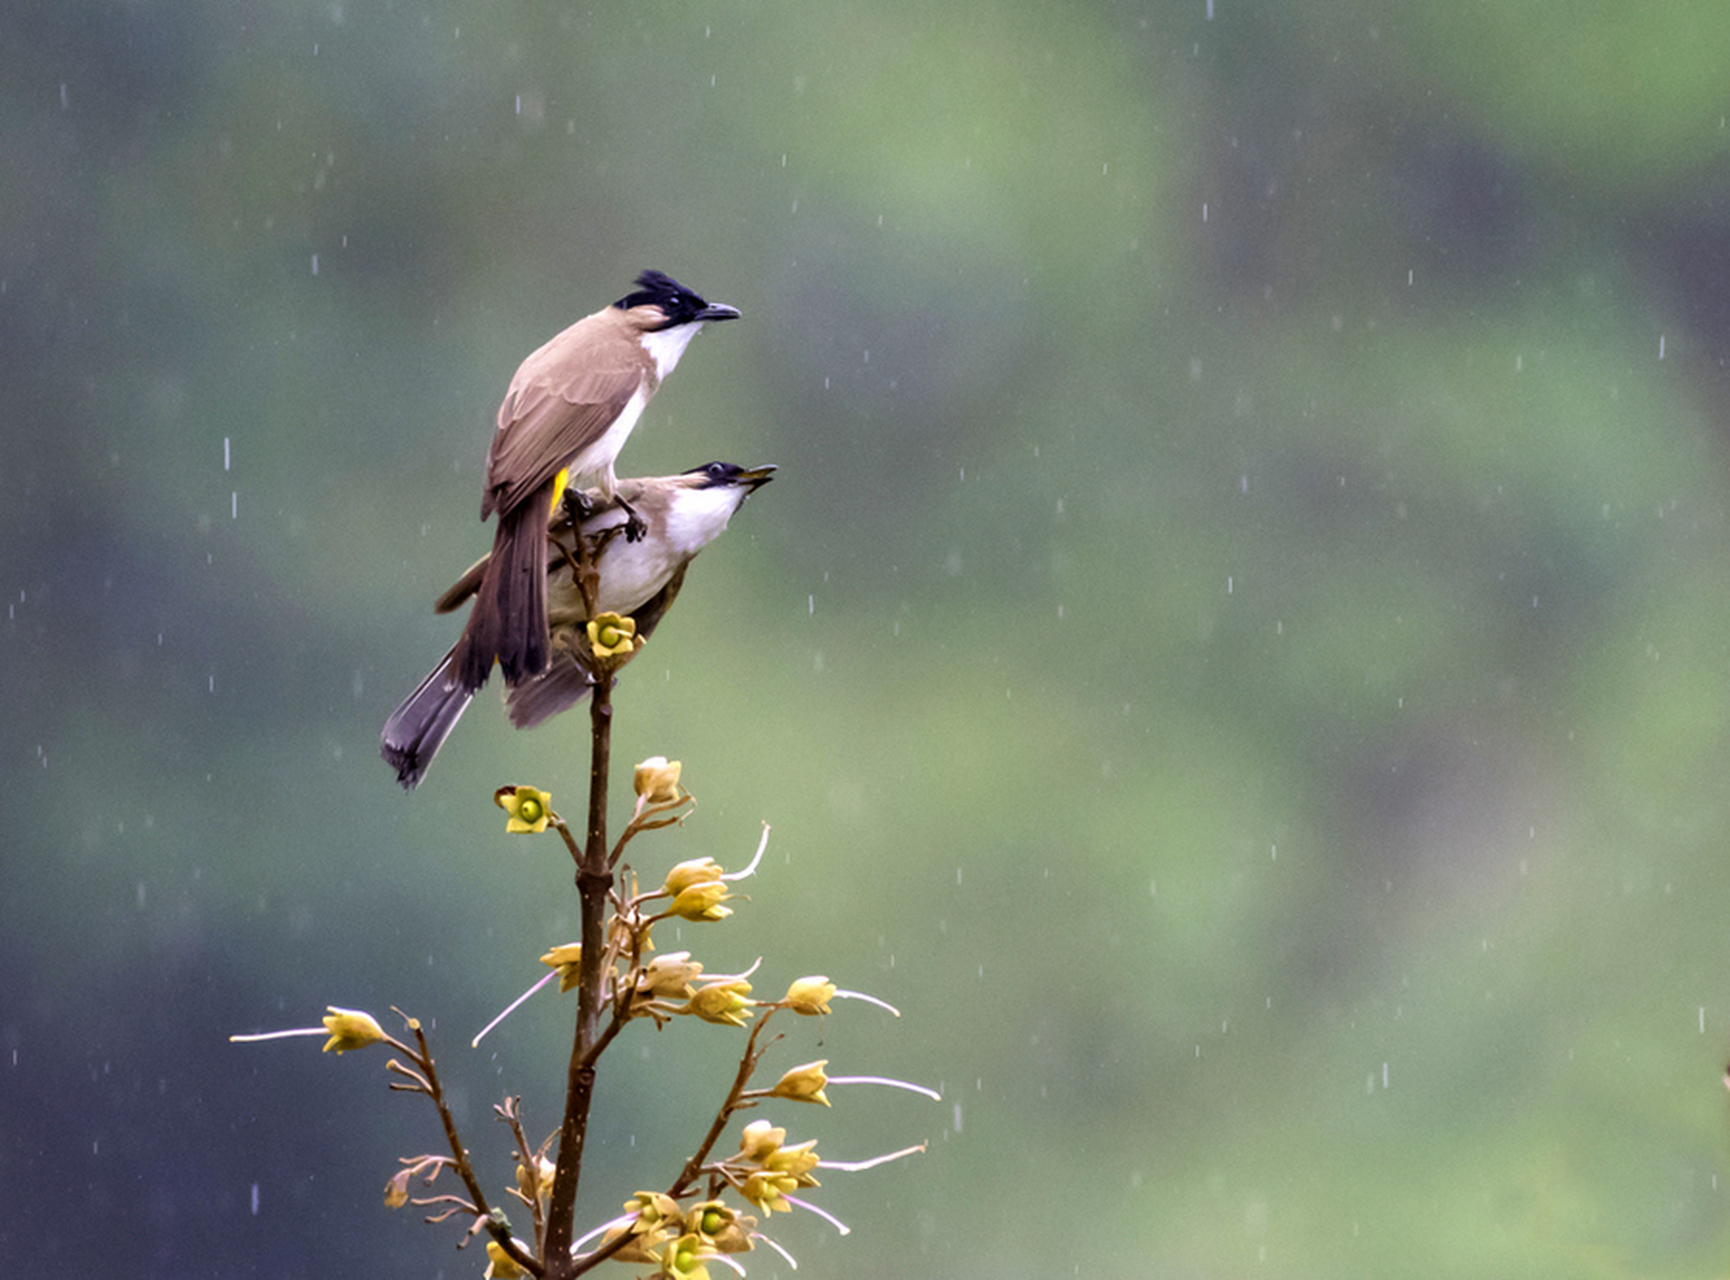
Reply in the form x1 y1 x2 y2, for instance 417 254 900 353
457 306 663 690
481 306 661 517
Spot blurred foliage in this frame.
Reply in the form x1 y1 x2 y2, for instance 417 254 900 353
6 2 1730 1277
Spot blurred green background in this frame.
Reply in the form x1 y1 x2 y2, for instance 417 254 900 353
8 2 1730 1276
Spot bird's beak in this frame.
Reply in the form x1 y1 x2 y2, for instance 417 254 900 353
737 464 777 490
697 301 742 323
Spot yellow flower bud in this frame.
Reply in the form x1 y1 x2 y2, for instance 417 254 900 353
735 1116 819 1182
765 1138 820 1180
783 976 835 1016
383 1166 413 1209
484 1240 530 1279
670 879 734 922
662 856 723 896
767 1059 830 1106
633 755 683 804
638 951 703 1000
494 785 553 835
737 1119 787 1163
687 980 754 1027
515 1154 555 1203
320 1007 384 1054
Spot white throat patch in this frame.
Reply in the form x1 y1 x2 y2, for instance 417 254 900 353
640 321 708 381
664 484 745 546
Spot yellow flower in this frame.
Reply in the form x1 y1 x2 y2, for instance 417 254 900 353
670 879 734 922
736 1118 819 1182
739 1170 798 1216
634 755 683 804
494 785 553 835
782 976 835 1016
687 980 754 1027
320 1007 384 1054
483 1240 530 1278
586 611 639 658
685 1200 754 1253
768 1059 830 1107
538 942 583 993
617 1189 683 1258
664 1232 717 1280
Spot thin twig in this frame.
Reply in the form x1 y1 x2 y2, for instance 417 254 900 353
496 1096 548 1254
400 1017 543 1277
609 795 695 866
668 1012 782 1199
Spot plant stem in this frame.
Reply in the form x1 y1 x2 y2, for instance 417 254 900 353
576 668 615 1050
542 667 616 1276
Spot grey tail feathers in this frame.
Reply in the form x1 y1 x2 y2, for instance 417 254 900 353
505 648 597 730
380 648 475 789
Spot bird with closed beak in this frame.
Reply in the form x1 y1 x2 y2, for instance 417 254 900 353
452 270 741 693
382 462 775 789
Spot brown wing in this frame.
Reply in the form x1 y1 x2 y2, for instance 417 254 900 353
482 313 654 518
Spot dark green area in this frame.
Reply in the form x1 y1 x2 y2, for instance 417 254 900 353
7 3 1730 1275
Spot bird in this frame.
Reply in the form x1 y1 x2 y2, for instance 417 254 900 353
452 270 741 693
382 462 775 789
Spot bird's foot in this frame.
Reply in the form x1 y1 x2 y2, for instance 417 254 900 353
558 486 600 527
620 497 646 543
